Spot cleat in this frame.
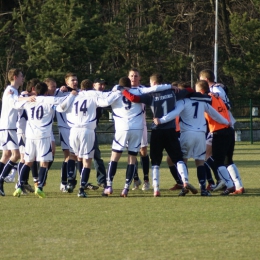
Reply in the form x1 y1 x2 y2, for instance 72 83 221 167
60 183 68 193
206 183 216 191
67 179 77 193
36 188 46 198
0 182 5 196
201 190 212 196
178 187 189 196
120 188 129 197
77 190 87 198
4 175 15 183
220 186 235 196
24 183 35 193
142 181 150 191
154 190 161 197
103 186 113 196
230 187 245 195
84 183 99 191
13 188 22 197
184 183 198 194
169 183 183 191
132 179 142 190
213 180 226 192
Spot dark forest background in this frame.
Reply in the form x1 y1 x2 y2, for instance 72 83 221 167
1 0 260 101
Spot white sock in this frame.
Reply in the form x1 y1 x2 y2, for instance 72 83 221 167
152 165 160 190
177 161 188 184
227 164 243 189
10 168 17 178
217 166 234 188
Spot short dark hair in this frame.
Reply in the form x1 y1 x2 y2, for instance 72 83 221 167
119 77 131 88
150 73 163 84
199 69 215 82
35 82 48 96
196 80 209 92
65 72 77 81
26 78 40 93
8 68 23 82
81 79 93 90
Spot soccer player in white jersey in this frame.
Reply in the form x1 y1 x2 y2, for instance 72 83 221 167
153 89 230 196
12 82 76 198
0 68 35 196
199 69 244 194
55 72 79 193
56 86 121 197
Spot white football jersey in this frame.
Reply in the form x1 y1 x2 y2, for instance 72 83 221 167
59 91 121 129
0 85 19 130
159 98 229 133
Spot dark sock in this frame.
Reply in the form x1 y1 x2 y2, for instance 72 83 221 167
61 161 68 185
31 161 38 182
38 167 48 189
204 162 215 185
141 155 150 181
67 159 76 179
0 160 17 180
78 161 83 176
107 161 118 183
80 168 90 188
133 160 139 181
19 165 31 187
125 164 136 187
197 165 206 191
206 157 220 182
0 162 5 175
169 165 183 185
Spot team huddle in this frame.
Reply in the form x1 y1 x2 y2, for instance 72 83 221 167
0 68 244 198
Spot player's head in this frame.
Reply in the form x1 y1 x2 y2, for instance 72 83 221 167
26 78 40 93
195 80 209 94
44 78 57 96
35 82 48 96
65 72 78 89
8 68 24 87
150 73 163 86
119 77 131 88
177 81 190 90
128 68 141 87
93 78 107 91
80 79 93 91
199 69 215 82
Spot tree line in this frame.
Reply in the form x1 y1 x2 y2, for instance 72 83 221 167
0 0 260 101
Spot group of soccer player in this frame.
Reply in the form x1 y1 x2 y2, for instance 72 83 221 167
0 67 244 198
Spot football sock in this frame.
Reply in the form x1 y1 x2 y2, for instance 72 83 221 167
80 168 90 188
106 161 117 186
152 165 160 189
169 165 183 185
197 165 206 191
133 160 139 181
77 161 83 175
10 164 18 178
0 160 17 180
227 164 243 189
176 161 188 184
124 164 136 189
19 164 31 187
61 161 68 185
141 155 150 181
206 157 220 182
67 159 76 180
18 162 24 179
38 167 48 189
217 166 234 189
31 161 38 180
204 161 215 185
0 162 5 176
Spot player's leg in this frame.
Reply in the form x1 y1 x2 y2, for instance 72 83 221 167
167 155 183 190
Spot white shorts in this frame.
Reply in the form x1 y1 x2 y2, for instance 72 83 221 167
112 129 143 153
141 125 148 148
69 128 95 159
0 130 19 150
206 132 213 146
59 127 70 150
18 133 26 154
180 131 206 160
24 137 53 162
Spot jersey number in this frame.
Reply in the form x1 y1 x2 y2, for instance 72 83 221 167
122 96 131 110
30 106 44 120
74 100 88 115
192 102 198 118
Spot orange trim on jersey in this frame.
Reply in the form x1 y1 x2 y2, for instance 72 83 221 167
205 95 230 132
175 116 180 132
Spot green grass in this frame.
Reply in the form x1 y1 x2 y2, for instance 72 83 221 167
1 142 260 260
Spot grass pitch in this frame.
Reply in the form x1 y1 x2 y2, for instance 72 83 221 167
1 142 260 260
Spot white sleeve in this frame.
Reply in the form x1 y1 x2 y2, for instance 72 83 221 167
205 103 229 125
55 94 76 112
96 91 121 107
140 84 171 94
159 100 184 124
